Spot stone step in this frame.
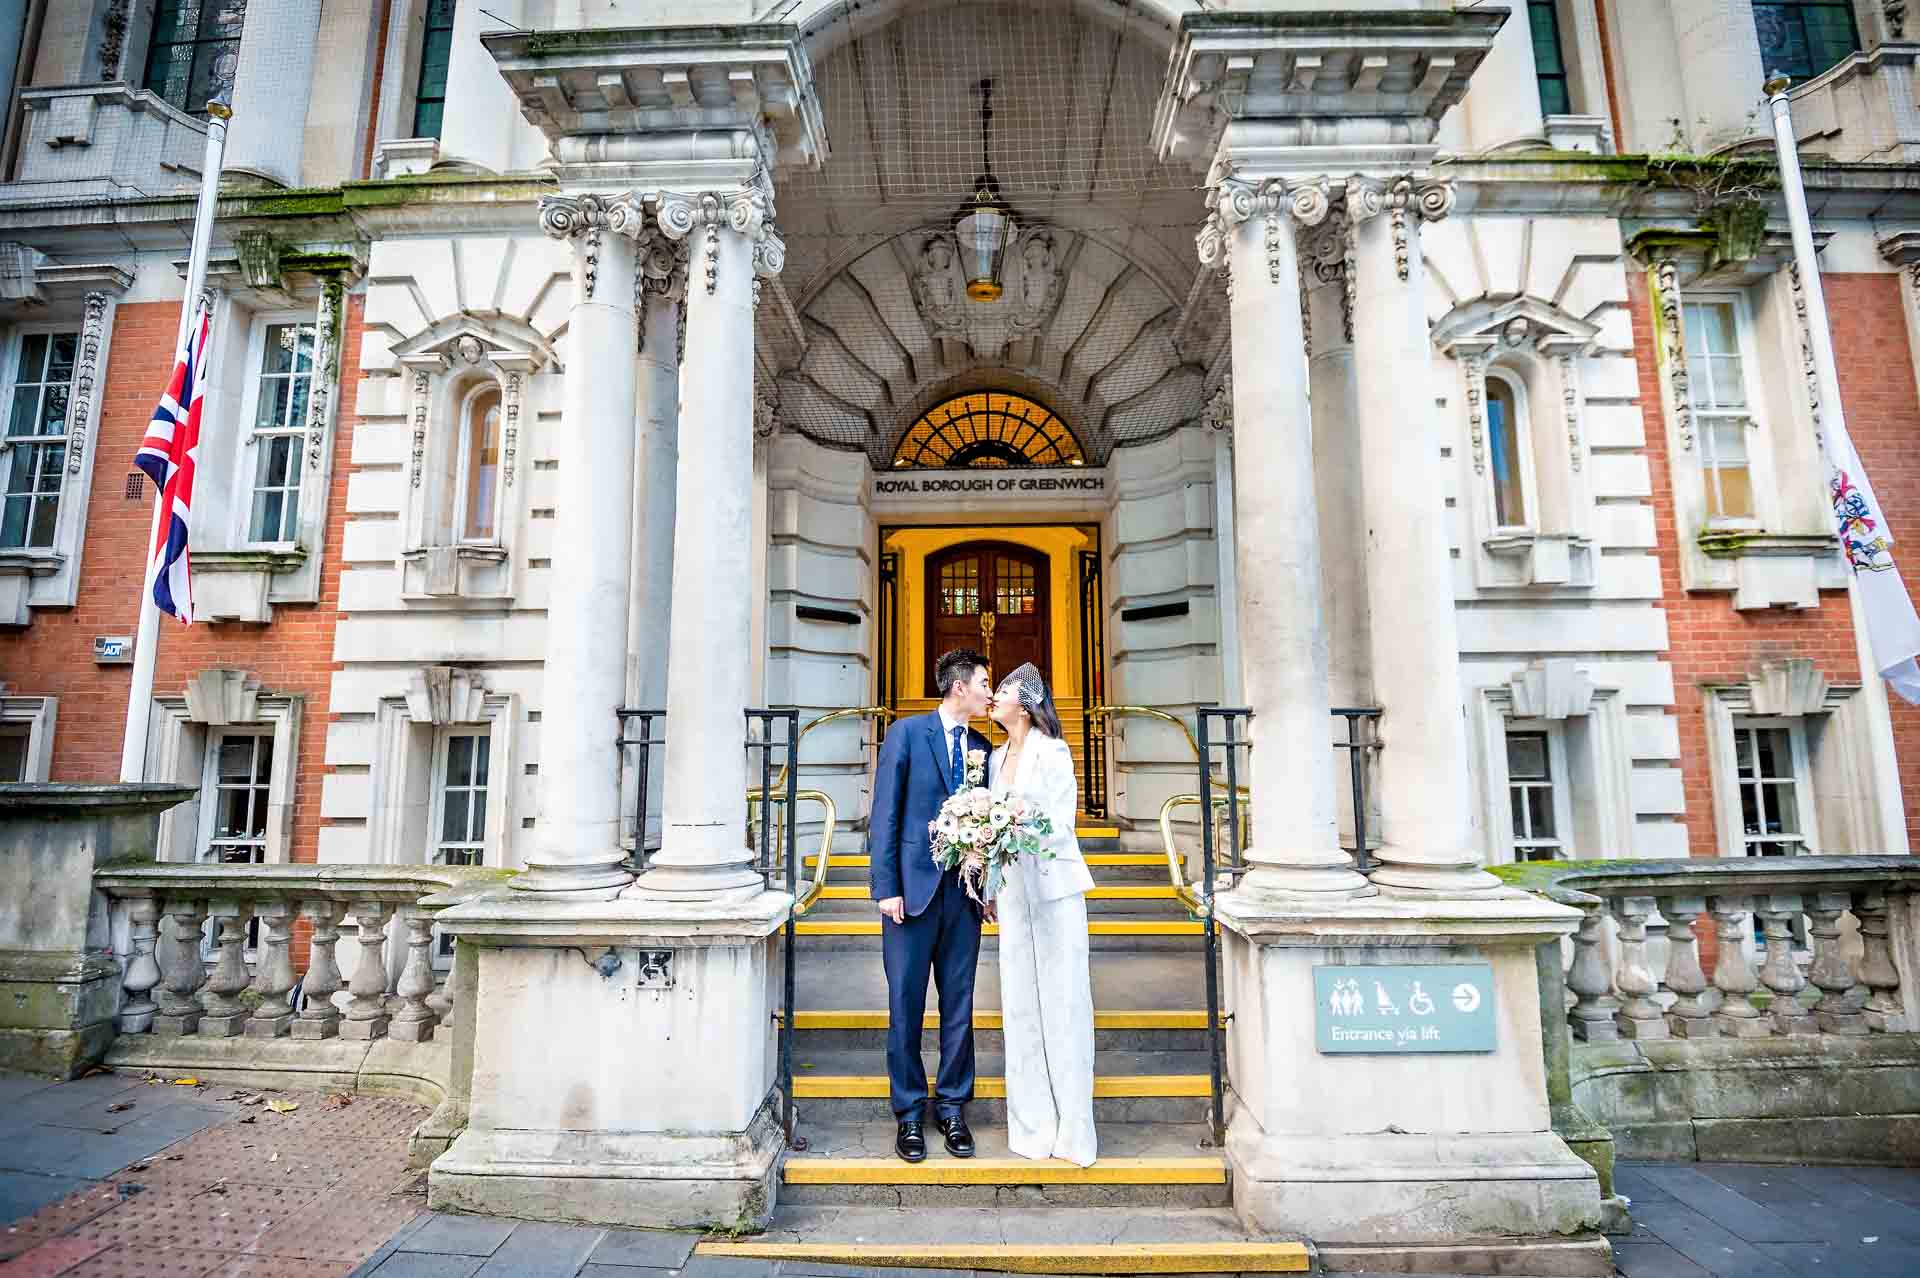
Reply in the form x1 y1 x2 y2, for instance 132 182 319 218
784 1008 1216 1054
807 851 1171 881
794 914 1205 950
790 1048 1213 1124
779 1120 1231 1207
700 1207 1310 1273
811 882 1188 913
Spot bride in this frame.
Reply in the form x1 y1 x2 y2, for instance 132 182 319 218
988 662 1097 1167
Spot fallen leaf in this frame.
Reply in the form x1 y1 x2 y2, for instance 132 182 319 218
265 1099 298 1114
123 1161 151 1173
268 1151 279 1163
239 1116 257 1125
207 1184 227 1196
105 1102 133 1113
170 1077 201 1087
322 1092 353 1110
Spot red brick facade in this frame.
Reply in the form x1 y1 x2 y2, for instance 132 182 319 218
0 296 365 870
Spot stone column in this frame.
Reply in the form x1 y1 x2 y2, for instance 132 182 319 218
632 183 785 900
625 231 684 856
224 0 322 186
1346 176 1502 898
1199 174 1371 902
514 193 642 894
1673 0 1768 150
437 0 533 173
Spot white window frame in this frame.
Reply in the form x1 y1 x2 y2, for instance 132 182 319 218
0 694 57 781
1505 720 1574 862
148 679 301 866
0 324 81 553
1484 367 1539 534
229 310 319 550
236 315 320 548
1729 714 1817 858
432 726 493 866
453 380 503 547
1681 294 1769 530
197 727 277 865
366 671 517 868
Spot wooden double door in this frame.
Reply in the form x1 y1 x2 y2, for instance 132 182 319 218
925 541 1049 695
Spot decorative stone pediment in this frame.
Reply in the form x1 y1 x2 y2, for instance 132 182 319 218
1749 659 1832 718
390 314 555 376
1508 660 1596 721
0 244 130 317
1432 296 1600 358
406 667 491 727
183 669 265 726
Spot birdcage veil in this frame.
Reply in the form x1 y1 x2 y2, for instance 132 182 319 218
997 662 1063 738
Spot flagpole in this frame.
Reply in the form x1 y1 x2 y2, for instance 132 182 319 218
119 93 232 782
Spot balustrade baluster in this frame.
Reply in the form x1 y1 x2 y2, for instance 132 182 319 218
1851 889 1904 1033
342 899 395 1040
391 913 440 1042
1756 893 1815 1035
154 898 209 1035
199 902 254 1037
293 899 344 1040
245 901 295 1037
1660 894 1715 1039
1611 895 1669 1039
1807 892 1868 1036
1567 902 1618 1041
118 896 162 1034
1709 894 1767 1038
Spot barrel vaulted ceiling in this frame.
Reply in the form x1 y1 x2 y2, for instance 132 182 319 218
754 0 1223 465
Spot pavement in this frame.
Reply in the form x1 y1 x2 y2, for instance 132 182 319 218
5 1069 1920 1276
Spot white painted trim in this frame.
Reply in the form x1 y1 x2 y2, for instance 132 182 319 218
0 694 56 781
149 690 303 865
368 682 518 867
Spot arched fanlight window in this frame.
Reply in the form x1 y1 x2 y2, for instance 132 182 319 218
892 392 1084 469
458 384 502 542
1486 373 1531 529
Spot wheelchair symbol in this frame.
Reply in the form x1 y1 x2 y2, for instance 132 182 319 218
1408 981 1435 1016
1452 982 1482 1013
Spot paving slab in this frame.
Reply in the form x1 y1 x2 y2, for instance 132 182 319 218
1625 1165 1821 1244
359 1254 484 1278
588 1228 700 1268
474 1221 608 1276
1756 1240 1920 1278
1605 1244 1710 1278
1620 1199 1801 1278
397 1213 519 1258
0 1170 94 1225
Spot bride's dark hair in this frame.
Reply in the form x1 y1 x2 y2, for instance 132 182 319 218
1000 663 1064 740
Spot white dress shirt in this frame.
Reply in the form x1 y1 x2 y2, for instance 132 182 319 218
937 704 969 775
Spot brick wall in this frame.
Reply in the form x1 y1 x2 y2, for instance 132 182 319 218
1825 272 1920 849
0 296 365 872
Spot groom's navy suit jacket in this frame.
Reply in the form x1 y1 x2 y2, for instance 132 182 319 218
868 711 993 918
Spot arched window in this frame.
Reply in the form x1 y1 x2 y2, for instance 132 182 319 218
892 392 1084 469
457 384 502 542
1486 373 1531 530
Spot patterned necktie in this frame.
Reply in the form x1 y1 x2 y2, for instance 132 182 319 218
950 725 966 790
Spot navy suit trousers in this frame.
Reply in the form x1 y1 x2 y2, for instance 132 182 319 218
880 866 983 1122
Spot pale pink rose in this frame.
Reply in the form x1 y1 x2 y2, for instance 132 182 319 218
969 790 993 817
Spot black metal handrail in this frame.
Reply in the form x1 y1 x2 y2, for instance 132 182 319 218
1195 706 1250 1150
615 708 664 869
1333 707 1384 873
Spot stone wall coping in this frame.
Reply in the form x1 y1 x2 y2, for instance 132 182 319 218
1212 889 1582 945
435 885 794 947
92 862 511 905
1496 855 1920 911
0 783 198 817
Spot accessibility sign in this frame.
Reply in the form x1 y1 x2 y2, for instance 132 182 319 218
1312 963 1497 1054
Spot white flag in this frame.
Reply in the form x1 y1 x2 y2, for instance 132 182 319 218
1825 425 1920 703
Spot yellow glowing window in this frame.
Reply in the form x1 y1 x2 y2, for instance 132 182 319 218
892 392 1084 469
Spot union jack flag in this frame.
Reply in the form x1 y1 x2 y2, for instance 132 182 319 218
134 300 211 624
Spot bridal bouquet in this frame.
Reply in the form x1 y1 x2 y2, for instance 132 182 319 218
928 749 1054 904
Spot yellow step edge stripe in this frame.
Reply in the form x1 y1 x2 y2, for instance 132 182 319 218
693 1241 1311 1275
816 884 1176 902
795 919 1203 937
806 852 1165 869
781 1155 1227 1186
782 1010 1215 1031
789 1074 1209 1099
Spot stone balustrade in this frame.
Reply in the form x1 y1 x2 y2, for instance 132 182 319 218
14 85 210 201
1503 856 1920 1043
1783 43 1920 165
93 864 508 1045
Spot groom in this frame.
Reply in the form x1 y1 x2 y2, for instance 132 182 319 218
869 647 994 1162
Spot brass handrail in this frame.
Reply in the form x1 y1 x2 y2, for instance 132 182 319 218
1089 704 1200 761
745 788 839 915
770 706 898 791
1159 791 1251 902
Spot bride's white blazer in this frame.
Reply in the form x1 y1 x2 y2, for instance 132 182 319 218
993 734 1096 902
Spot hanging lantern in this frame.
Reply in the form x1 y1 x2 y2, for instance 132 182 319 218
951 78 1017 303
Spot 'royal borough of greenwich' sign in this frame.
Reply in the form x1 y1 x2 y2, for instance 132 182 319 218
871 468 1107 503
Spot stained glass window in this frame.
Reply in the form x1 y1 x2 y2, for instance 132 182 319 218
143 1 243 117
1753 2 1861 84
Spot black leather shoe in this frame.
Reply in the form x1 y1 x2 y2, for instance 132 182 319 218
936 1114 975 1158
895 1120 927 1163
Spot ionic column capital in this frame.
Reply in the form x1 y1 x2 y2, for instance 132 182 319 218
652 185 787 295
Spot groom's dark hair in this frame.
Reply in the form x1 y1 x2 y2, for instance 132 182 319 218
934 648 989 699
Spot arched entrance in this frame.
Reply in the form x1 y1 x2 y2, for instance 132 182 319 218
924 540 1050 695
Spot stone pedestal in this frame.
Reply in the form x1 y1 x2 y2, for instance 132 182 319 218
1215 890 1602 1245
428 890 789 1229
0 784 194 1076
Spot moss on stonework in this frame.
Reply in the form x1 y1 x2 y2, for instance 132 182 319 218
242 188 348 218
1698 527 1762 558
1489 857 1652 895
